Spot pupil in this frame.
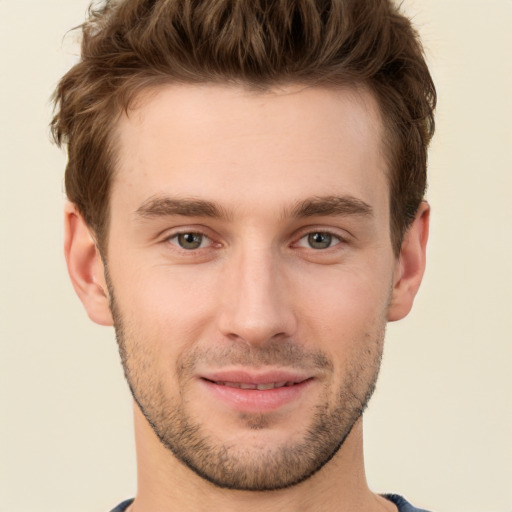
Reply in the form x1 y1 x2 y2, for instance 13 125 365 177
308 232 331 249
179 233 202 249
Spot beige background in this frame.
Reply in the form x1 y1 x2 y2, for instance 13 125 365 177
0 1 511 511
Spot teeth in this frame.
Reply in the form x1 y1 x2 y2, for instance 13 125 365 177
222 381 245 388
256 383 275 390
216 381 293 390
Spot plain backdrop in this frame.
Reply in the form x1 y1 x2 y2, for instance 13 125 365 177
0 1 511 511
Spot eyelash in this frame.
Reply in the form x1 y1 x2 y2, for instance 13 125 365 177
166 231 215 251
294 231 344 250
164 228 347 252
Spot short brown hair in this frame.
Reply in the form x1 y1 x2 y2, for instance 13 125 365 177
51 0 436 254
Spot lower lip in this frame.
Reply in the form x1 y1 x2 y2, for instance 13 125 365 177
200 379 313 413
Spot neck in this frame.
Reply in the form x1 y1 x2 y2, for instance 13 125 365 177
130 404 395 512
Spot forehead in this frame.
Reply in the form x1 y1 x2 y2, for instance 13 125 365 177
112 83 388 217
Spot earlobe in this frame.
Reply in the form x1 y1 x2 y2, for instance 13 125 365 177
64 202 114 326
388 201 430 322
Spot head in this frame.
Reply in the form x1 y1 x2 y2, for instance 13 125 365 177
55 0 435 494
52 0 435 256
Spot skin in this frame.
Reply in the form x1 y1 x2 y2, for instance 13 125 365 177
65 84 429 512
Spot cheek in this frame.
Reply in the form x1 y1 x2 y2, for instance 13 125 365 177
108 246 393 362
295 268 389 393
111 263 220 350
292 262 391 380
296 263 392 332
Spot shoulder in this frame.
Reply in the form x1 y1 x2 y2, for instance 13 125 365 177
383 494 433 512
109 495 429 512
109 498 134 512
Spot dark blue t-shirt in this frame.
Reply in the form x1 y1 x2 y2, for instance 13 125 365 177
110 494 431 511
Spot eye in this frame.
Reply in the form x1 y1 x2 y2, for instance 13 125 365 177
169 232 210 250
297 231 341 250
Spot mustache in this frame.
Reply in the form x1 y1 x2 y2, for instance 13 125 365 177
177 340 333 375
106 271 334 374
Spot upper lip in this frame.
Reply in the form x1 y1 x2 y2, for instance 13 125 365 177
200 369 312 386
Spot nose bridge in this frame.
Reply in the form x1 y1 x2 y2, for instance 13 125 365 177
217 241 295 345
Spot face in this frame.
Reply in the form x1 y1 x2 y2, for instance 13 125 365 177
104 84 398 490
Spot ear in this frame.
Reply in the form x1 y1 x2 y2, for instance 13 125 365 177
64 202 113 326
388 201 430 322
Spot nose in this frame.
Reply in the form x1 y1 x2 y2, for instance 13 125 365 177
216 246 297 347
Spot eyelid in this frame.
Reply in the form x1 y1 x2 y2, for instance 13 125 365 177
291 226 351 247
160 225 221 249
295 233 342 249
167 232 211 249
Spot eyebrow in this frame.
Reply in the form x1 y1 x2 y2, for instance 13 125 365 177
134 194 373 221
135 196 229 220
288 195 373 219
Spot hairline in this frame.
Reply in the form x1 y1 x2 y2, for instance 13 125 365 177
93 79 403 258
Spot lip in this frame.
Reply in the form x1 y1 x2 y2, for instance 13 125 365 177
199 369 314 413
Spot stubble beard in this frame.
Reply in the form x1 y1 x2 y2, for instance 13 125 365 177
107 283 385 491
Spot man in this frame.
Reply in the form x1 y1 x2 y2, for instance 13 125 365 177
52 0 436 511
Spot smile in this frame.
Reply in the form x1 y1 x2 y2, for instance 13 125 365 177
200 373 314 412
208 380 298 390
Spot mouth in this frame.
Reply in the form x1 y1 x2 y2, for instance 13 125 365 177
199 371 314 412
204 379 302 390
